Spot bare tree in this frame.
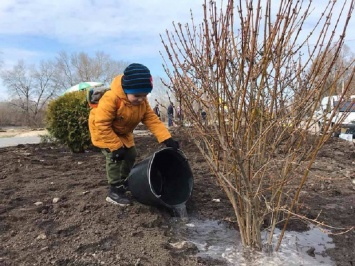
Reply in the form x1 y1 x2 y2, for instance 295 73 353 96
1 61 57 126
148 76 173 122
0 101 27 126
0 60 59 126
161 0 355 251
308 44 355 99
54 51 129 93
149 76 169 105
0 50 139 127
338 45 355 96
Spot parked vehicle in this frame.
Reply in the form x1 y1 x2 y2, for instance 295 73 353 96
333 99 355 128
315 95 355 137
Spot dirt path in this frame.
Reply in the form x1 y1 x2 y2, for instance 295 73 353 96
0 130 354 265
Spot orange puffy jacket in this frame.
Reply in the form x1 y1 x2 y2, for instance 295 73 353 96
89 74 171 151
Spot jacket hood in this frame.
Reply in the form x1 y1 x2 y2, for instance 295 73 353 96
110 74 129 100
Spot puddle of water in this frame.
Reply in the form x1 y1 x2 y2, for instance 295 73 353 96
172 218 335 266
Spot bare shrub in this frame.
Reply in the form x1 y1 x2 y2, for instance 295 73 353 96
161 0 355 250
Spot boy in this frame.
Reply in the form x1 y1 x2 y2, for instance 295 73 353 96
89 63 179 206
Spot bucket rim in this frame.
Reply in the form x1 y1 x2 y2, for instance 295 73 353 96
147 151 161 198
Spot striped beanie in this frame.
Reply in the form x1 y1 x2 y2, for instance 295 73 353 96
121 63 153 94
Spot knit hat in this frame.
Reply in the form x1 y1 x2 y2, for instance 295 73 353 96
121 63 153 94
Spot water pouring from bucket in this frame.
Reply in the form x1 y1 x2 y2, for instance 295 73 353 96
127 148 194 217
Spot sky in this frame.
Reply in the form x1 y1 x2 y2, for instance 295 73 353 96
1 0 355 100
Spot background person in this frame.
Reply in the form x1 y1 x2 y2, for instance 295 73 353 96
153 103 161 119
167 103 174 127
201 109 207 125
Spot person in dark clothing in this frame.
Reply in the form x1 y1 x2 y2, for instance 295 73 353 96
167 103 174 127
201 109 207 125
153 104 161 119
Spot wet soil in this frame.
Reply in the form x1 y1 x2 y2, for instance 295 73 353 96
0 129 354 265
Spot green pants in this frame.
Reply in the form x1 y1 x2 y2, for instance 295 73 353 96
101 147 137 186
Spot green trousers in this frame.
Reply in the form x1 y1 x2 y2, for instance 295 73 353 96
101 146 137 186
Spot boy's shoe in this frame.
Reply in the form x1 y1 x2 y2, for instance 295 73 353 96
106 185 131 206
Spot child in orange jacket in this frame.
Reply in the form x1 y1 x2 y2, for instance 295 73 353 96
89 63 179 206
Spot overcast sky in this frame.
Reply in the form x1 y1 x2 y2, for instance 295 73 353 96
0 0 355 100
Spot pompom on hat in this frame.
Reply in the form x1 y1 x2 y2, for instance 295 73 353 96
121 63 153 94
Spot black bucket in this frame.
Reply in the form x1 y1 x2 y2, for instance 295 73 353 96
127 148 194 208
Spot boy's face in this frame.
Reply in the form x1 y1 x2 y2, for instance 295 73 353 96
127 93 148 106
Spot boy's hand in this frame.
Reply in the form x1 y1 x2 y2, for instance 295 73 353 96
110 147 126 162
163 138 180 150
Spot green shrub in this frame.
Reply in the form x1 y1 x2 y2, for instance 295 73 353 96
46 91 91 152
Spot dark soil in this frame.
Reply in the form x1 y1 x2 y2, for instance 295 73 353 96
0 130 354 266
